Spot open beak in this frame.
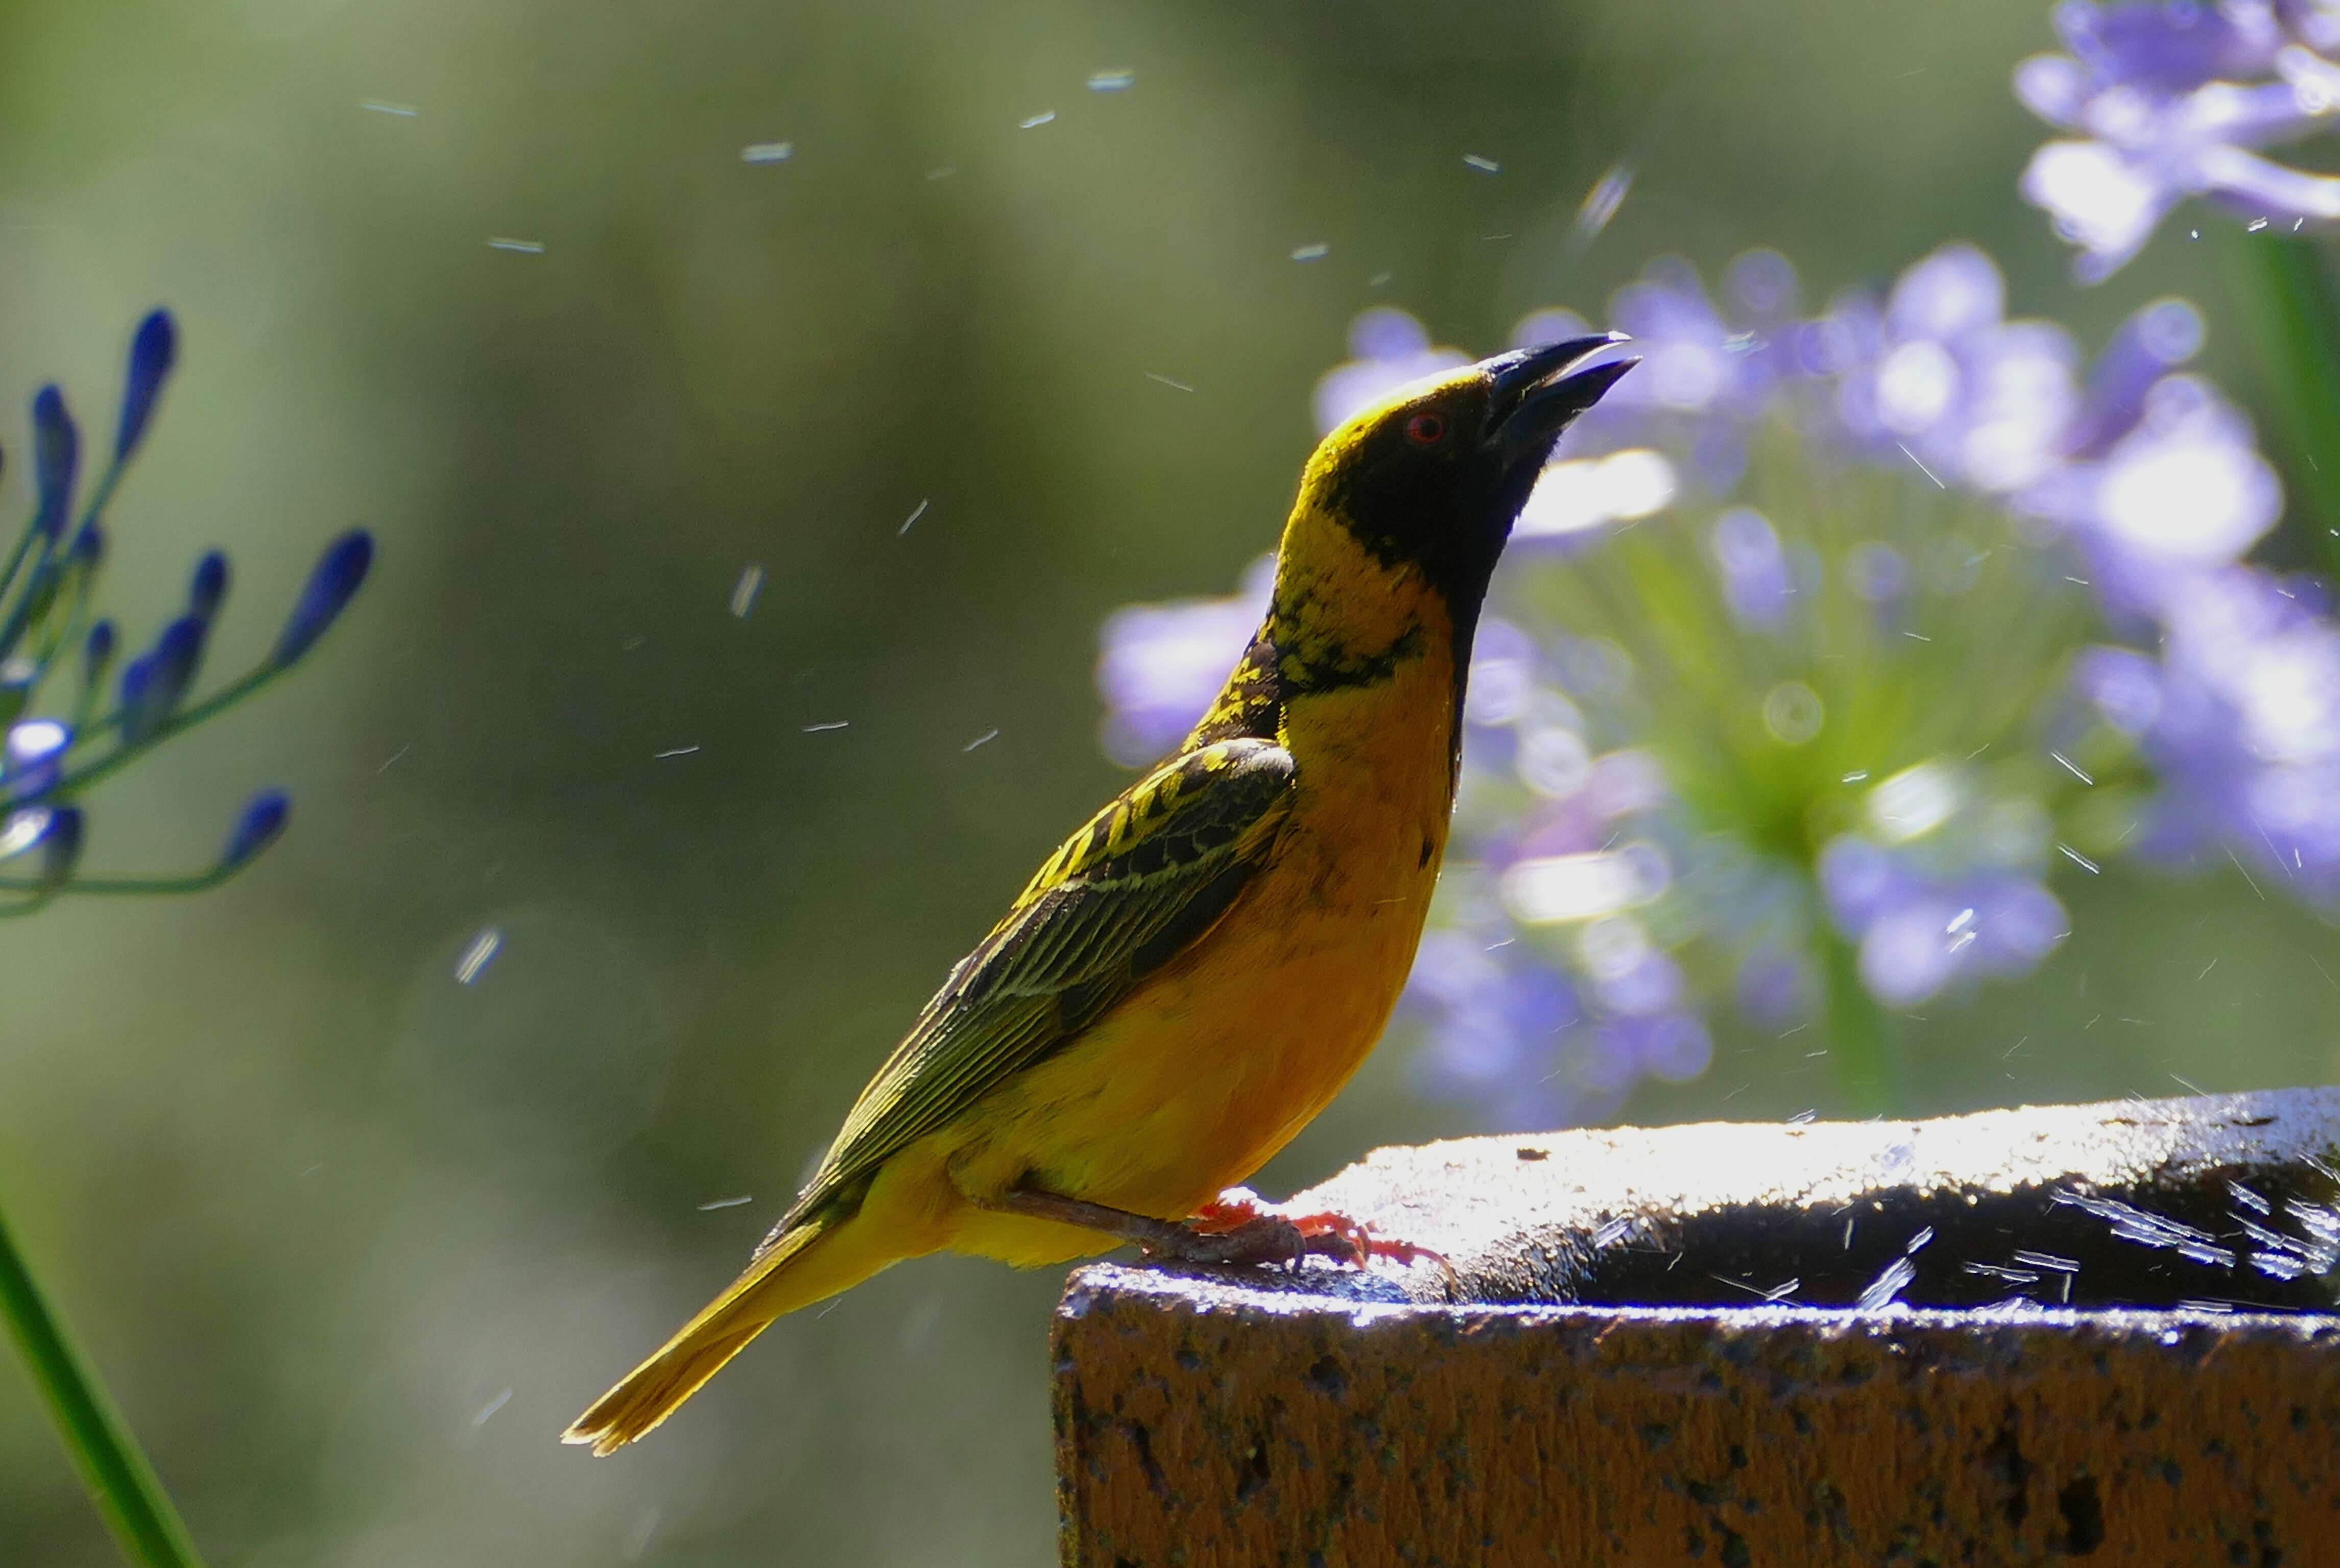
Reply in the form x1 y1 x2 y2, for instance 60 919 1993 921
1482 332 1638 459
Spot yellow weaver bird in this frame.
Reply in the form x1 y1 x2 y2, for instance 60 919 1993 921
565 334 1635 1455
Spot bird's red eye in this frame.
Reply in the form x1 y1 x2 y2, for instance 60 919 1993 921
1406 413 1447 446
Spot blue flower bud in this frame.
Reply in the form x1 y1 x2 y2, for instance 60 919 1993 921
273 529 373 665
32 385 78 540
120 615 207 744
116 653 157 739
37 805 83 889
220 788 290 870
68 518 105 570
188 550 229 622
0 805 43 859
5 718 70 801
151 615 205 700
0 802 81 887
116 310 177 463
81 620 116 691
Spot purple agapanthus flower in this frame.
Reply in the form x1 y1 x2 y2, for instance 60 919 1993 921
2015 0 2340 280
1403 879 1712 1131
1404 928 1586 1131
1827 243 2083 493
2020 368 2285 614
2079 565 2340 891
1709 507 1798 631
0 312 370 909
1096 240 2338 1125
1820 838 2073 1007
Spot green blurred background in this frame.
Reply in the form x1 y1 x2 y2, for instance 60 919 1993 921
2 0 2334 1561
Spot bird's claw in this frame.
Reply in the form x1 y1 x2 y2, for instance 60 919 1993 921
1139 1187 1452 1276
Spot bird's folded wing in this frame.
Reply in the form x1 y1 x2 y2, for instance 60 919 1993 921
768 737 1298 1241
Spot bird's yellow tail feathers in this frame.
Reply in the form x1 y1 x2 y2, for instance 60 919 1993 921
564 1219 869 1456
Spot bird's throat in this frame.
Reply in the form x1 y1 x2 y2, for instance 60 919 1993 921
1184 501 1482 779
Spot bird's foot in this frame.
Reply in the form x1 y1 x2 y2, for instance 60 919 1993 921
1140 1187 1451 1275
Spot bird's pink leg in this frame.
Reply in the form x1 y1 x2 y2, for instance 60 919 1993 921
1187 1187 1452 1272
984 1184 1447 1273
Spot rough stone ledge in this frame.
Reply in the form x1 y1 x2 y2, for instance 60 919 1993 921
1051 1089 2340 1566
1123 1086 2340 1311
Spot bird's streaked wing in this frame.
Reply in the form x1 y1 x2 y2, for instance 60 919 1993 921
766 737 1297 1244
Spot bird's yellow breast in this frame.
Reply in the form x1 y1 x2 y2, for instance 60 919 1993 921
910 517 1465 1266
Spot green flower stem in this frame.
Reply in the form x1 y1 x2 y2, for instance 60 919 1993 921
0 1199 204 1567
0 862 256 899
2221 230 2340 579
1820 932 1895 1117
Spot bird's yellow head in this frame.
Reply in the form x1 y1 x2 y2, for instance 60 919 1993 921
1302 333 1636 609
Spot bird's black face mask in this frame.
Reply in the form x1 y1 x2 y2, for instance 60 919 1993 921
1320 334 1638 612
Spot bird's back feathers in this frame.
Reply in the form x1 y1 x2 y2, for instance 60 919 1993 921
767 737 1298 1245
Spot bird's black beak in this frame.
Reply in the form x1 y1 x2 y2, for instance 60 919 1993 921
1482 333 1638 460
